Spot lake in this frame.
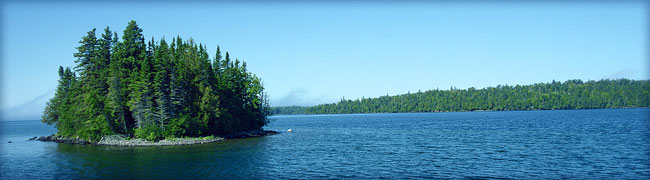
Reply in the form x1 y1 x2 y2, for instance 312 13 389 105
1 108 649 179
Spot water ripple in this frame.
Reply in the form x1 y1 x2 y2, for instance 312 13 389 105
1 109 649 179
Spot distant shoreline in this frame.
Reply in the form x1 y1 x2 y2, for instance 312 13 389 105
270 107 650 116
36 130 278 147
272 79 649 115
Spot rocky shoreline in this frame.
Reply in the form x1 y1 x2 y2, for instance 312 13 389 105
36 130 278 147
37 135 92 145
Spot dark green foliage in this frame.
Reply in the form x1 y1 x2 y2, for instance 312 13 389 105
42 21 270 141
306 79 650 114
134 123 164 142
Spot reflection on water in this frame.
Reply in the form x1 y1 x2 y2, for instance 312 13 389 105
53 137 271 179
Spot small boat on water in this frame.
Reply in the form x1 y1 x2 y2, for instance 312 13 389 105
287 129 292 132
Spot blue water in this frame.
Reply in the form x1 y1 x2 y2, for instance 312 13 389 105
1 109 649 179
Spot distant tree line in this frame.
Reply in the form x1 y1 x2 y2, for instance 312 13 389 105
302 79 649 114
42 21 270 141
270 106 310 115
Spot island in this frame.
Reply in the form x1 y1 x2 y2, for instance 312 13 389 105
40 20 275 146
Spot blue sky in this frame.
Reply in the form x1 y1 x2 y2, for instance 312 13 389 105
1 1 648 120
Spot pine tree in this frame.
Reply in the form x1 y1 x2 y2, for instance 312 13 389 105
153 38 172 131
42 67 68 125
73 29 97 76
72 28 114 140
96 27 117 133
120 20 147 130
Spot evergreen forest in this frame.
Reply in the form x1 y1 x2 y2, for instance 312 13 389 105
42 21 270 141
272 79 649 115
270 106 309 115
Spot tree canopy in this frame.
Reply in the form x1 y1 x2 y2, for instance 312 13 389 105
299 79 650 115
42 21 270 141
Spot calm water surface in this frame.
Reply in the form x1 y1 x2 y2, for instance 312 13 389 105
1 109 649 179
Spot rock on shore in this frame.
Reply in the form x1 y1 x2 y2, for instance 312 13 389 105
37 135 92 145
37 129 278 147
96 135 225 147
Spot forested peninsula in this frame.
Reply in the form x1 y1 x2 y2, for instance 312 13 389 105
272 79 649 115
41 21 271 143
